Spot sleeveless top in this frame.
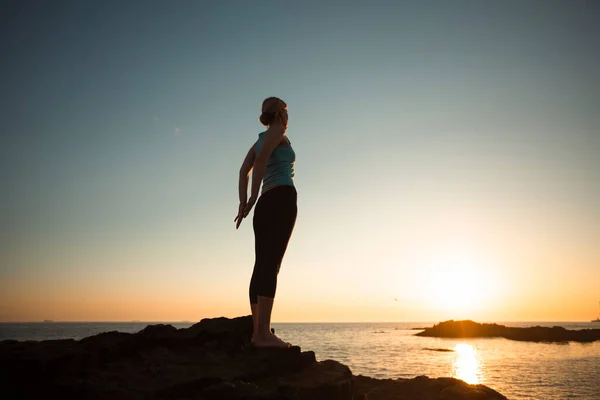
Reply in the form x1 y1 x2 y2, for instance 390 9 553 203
255 131 296 194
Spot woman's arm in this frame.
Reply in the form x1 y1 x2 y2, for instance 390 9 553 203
235 143 257 229
238 143 257 205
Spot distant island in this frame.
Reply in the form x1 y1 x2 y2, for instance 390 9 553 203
416 320 600 343
0 316 507 399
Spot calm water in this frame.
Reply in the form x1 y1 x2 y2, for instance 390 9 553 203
1 321 599 400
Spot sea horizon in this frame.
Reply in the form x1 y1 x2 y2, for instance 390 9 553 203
2 320 598 343
1 319 595 324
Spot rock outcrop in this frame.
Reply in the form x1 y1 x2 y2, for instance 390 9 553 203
416 320 600 342
0 316 507 399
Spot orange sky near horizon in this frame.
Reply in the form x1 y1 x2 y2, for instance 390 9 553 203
3 225 597 323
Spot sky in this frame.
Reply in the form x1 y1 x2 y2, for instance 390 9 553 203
1 0 599 322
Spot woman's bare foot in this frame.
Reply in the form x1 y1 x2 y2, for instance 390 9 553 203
251 332 291 348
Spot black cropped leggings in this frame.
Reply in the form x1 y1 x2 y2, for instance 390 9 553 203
249 185 297 304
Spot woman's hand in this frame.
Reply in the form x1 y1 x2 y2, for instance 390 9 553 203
234 201 246 229
234 195 257 229
243 195 257 218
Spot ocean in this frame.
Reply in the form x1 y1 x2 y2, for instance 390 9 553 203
1 321 599 400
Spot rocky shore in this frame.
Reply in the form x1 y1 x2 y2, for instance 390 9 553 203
416 320 600 342
0 316 506 399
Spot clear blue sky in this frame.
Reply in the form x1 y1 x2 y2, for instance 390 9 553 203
1 0 599 322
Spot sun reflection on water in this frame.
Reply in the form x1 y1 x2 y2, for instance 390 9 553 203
453 343 482 384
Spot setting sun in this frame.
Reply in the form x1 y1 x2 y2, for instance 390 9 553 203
429 268 483 312
425 246 499 316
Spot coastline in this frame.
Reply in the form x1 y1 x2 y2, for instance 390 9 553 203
0 315 507 399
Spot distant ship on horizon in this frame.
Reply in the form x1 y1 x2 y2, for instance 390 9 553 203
592 301 600 323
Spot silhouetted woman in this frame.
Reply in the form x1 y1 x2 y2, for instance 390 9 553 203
235 97 297 348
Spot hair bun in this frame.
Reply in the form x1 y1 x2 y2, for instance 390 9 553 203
260 111 275 126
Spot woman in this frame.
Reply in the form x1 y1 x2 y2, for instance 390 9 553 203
234 97 297 348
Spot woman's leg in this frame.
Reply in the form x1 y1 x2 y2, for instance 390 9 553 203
250 186 297 347
249 192 270 340
249 249 261 338
250 303 259 339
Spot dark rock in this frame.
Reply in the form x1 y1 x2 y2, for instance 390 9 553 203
416 320 600 342
136 324 179 340
0 316 507 399
422 348 455 352
182 315 253 340
353 375 506 400
156 376 223 398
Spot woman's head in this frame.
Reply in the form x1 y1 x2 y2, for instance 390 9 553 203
260 97 288 129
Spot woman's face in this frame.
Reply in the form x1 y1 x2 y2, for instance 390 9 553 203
279 108 288 127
